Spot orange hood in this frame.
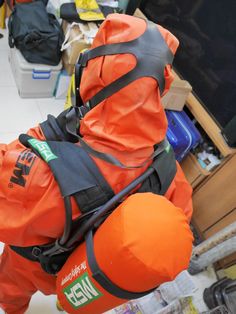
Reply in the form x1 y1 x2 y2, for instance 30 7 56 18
79 14 179 156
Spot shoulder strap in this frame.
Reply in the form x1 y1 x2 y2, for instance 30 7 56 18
40 108 170 169
19 134 114 214
40 109 79 143
138 143 177 195
11 122 177 275
77 135 170 169
9 145 177 275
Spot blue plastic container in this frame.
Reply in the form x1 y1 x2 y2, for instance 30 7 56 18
166 110 202 161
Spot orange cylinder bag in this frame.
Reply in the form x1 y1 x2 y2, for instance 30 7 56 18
56 193 193 314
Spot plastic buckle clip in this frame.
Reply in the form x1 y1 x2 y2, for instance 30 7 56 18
43 239 71 257
32 247 42 258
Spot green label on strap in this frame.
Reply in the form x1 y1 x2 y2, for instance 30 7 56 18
28 139 58 163
165 142 171 153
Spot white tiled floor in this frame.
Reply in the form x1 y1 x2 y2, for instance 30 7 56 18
0 28 65 314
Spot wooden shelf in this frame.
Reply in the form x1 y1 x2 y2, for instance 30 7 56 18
185 93 235 157
173 72 236 157
134 8 236 157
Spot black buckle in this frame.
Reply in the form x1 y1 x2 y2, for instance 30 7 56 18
78 104 91 119
75 62 85 108
8 35 15 48
32 247 42 258
75 51 92 108
43 239 72 257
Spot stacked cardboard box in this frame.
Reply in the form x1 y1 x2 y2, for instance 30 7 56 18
162 79 192 111
62 21 98 75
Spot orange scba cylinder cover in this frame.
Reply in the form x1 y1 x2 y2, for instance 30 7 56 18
56 193 193 314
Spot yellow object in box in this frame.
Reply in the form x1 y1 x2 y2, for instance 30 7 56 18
0 1 6 29
75 0 104 21
64 74 76 109
223 264 236 280
162 79 192 111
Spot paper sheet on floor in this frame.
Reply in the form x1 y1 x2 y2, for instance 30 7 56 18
106 271 198 314
159 270 198 303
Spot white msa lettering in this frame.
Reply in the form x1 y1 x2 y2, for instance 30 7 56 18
64 272 102 309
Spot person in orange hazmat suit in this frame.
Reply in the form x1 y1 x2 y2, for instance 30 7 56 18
0 14 193 314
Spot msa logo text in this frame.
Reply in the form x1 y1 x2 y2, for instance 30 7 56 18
64 272 102 309
10 149 36 187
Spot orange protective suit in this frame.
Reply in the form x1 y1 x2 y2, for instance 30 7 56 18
0 14 193 314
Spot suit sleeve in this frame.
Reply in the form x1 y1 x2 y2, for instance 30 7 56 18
165 162 193 222
0 125 66 246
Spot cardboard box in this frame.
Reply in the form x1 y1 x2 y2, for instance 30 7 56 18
162 79 192 111
62 49 75 75
6 4 12 18
62 21 93 74
180 152 210 189
134 8 147 19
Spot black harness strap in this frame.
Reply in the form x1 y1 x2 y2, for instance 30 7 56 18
41 109 171 170
40 108 82 143
10 129 177 277
60 144 176 251
82 147 177 300
40 113 68 142
77 136 170 169
138 143 176 195
19 134 114 214
10 244 42 262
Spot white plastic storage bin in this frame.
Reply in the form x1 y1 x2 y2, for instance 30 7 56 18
9 47 62 98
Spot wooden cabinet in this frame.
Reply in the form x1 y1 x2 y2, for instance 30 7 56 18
180 153 210 189
181 79 236 268
173 70 236 248
204 209 236 238
191 153 236 268
192 154 236 237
